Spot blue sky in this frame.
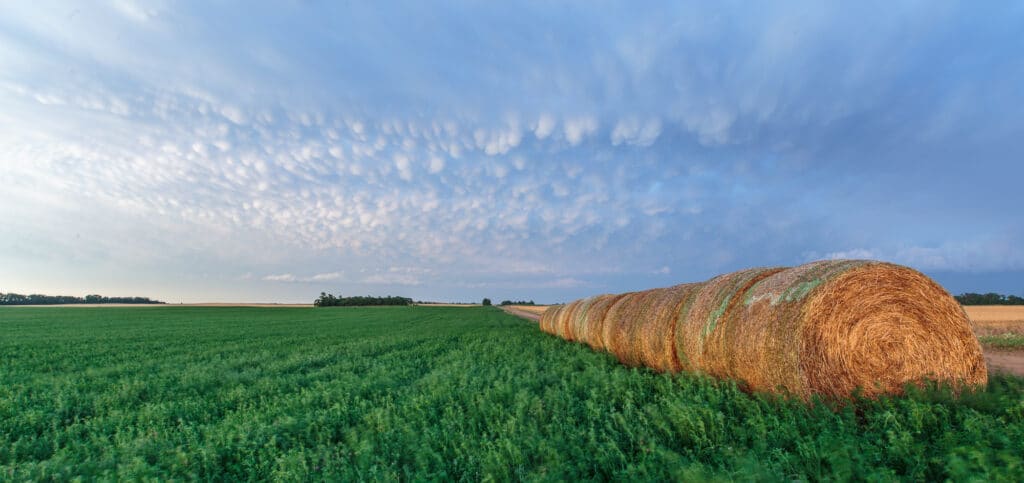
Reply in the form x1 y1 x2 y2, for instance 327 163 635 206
1 1 1022 303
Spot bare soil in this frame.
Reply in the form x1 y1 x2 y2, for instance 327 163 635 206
508 305 548 315
985 351 1024 377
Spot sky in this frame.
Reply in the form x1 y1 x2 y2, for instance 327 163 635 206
1 1 1022 303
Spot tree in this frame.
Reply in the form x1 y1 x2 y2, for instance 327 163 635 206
482 298 492 306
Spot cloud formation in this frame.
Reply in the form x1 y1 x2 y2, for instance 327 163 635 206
1 1 1022 301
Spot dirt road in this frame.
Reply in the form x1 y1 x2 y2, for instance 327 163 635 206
986 351 1024 377
500 305 543 321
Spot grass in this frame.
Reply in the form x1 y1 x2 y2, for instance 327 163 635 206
980 334 1024 350
1 306 1022 480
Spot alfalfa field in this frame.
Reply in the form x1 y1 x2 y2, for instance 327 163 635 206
1 306 1023 480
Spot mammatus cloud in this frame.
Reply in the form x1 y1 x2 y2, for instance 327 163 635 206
563 117 599 146
533 114 556 140
0 1 1021 302
611 118 662 147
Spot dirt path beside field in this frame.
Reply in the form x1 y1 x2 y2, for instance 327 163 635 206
985 351 1024 377
500 305 542 322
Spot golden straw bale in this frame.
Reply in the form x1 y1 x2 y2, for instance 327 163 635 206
675 267 785 374
582 293 628 350
618 288 667 368
557 299 584 340
601 292 649 366
638 283 701 372
571 296 602 345
539 304 563 335
725 260 987 398
552 303 570 337
539 259 987 399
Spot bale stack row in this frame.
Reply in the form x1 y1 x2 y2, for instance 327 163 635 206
539 260 987 399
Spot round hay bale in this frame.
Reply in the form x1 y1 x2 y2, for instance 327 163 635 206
557 300 573 337
538 259 987 399
601 292 646 366
571 296 602 345
638 283 701 373
558 299 585 341
675 267 785 374
622 288 671 368
539 304 563 335
721 260 987 398
581 293 628 350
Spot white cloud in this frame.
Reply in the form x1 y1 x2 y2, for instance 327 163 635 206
684 107 734 146
493 164 508 179
260 272 342 283
563 116 598 146
611 117 662 146
220 105 247 125
394 154 413 181
534 114 556 139
428 156 445 173
109 0 163 22
308 272 342 282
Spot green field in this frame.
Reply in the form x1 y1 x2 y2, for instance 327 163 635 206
1 306 1022 480
980 334 1024 350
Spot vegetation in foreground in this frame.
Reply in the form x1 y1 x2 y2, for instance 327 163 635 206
1 306 1022 480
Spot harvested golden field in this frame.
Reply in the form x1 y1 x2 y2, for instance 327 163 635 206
965 306 1024 336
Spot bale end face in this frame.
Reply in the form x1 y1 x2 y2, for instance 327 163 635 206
800 262 987 398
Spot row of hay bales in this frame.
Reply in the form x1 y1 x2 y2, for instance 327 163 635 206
538 260 987 399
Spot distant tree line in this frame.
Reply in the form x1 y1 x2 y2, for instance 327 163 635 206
499 300 536 306
955 292 1024 305
314 293 413 307
0 293 165 305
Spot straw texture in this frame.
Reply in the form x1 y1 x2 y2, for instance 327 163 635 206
537 259 988 399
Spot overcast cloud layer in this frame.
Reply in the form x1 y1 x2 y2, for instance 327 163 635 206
1 1 1022 303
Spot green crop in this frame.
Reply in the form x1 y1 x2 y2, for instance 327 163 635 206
980 334 1024 350
1 306 1022 480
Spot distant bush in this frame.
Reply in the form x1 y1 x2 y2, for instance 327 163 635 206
314 293 412 307
499 300 536 306
0 293 164 305
482 298 492 306
955 292 1024 305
